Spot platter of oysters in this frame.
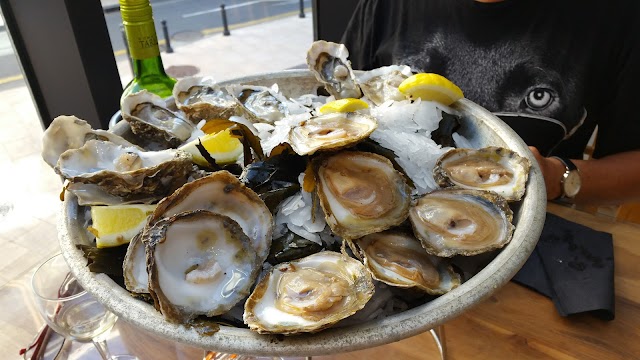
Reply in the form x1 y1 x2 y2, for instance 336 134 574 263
49 41 545 356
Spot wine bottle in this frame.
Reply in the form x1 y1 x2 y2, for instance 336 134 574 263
119 0 176 104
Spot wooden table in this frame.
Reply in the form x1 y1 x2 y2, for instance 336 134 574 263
3 202 639 359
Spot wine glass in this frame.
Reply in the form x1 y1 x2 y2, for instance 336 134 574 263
31 253 119 360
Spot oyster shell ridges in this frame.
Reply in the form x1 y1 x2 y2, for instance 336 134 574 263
313 151 411 240
145 210 258 323
243 251 374 335
409 188 515 257
148 170 274 264
433 146 531 201
56 140 192 203
354 230 461 295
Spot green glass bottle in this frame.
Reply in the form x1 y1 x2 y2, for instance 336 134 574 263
119 0 176 104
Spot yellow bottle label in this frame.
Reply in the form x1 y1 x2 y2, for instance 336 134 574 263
124 21 160 60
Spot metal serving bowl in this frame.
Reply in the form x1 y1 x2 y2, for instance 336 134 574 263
58 70 546 357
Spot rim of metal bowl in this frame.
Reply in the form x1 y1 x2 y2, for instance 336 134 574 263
59 70 546 357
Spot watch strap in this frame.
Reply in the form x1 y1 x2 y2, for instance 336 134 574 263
552 156 577 171
551 156 579 200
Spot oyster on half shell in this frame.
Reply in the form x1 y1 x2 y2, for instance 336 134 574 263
434 146 531 201
244 251 374 335
173 76 240 121
145 210 259 323
314 151 411 240
42 115 139 168
354 231 461 295
148 171 274 264
356 65 413 106
289 112 377 156
56 140 192 204
121 90 194 147
307 41 362 99
227 84 290 124
409 188 514 257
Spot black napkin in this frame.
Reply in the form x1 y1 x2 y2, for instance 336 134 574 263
512 212 615 320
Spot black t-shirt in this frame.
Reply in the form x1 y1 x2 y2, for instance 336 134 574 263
342 0 640 158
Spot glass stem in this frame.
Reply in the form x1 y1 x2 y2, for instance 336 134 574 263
93 338 112 360
429 325 447 360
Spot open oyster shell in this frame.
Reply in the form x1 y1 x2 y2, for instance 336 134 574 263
121 90 194 147
173 76 240 121
56 140 192 203
42 115 139 168
145 210 259 323
289 112 377 156
307 40 362 99
148 171 274 264
409 188 514 257
433 146 531 201
244 251 374 335
356 65 413 106
354 231 461 295
226 84 290 124
313 151 411 240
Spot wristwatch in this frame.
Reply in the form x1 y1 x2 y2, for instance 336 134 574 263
552 156 581 199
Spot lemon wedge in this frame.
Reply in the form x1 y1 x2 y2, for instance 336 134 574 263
319 98 369 114
398 73 464 105
179 128 243 167
201 119 233 134
89 204 156 248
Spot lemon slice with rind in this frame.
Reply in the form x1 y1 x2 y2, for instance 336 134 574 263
179 128 243 167
398 73 464 105
89 204 156 248
319 98 369 114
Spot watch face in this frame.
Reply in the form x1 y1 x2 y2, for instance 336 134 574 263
564 171 582 198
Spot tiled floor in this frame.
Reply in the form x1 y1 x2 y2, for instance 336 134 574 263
0 85 62 288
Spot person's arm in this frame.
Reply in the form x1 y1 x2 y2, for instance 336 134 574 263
530 147 640 205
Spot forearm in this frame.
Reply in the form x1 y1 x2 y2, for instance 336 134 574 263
541 149 640 205
572 151 640 205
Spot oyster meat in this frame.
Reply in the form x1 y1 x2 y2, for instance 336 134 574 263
121 90 194 147
356 65 413 106
354 231 461 295
56 140 192 204
314 151 411 239
433 146 531 201
145 210 259 323
409 188 514 257
227 84 290 124
289 112 377 156
173 76 239 121
307 40 362 99
148 171 274 264
244 251 374 334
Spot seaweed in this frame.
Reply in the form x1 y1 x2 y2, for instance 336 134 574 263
239 151 307 193
259 183 301 213
267 231 323 265
195 138 222 170
76 244 128 287
230 122 265 164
